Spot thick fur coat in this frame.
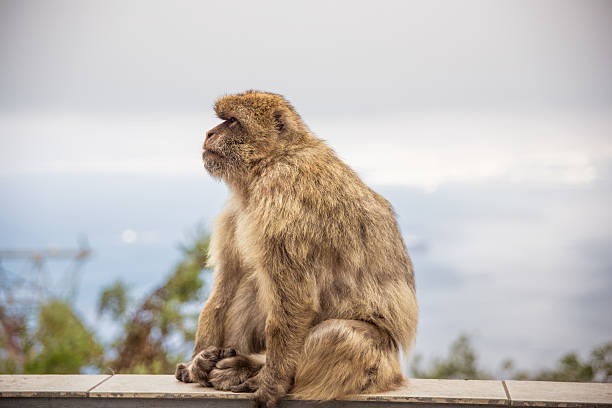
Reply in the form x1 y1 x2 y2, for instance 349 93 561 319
175 91 418 408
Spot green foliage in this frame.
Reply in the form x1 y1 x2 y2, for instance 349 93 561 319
411 334 612 383
101 231 211 374
25 299 104 374
0 306 29 374
508 341 612 382
531 353 594 382
98 281 129 320
0 228 211 375
590 342 612 382
411 335 490 379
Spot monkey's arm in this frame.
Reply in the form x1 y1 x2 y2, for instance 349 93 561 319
192 202 243 357
247 185 320 407
176 203 245 385
192 261 241 356
255 272 316 406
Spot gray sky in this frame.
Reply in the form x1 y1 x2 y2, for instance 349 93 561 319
1 0 611 115
1 0 612 375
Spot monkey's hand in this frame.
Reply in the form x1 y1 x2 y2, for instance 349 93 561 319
230 367 289 408
175 346 236 386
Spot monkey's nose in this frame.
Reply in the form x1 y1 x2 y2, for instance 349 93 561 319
204 132 211 148
204 131 217 149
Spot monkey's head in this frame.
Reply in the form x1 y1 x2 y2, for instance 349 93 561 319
202 90 309 181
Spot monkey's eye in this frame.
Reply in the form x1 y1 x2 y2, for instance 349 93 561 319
228 117 237 124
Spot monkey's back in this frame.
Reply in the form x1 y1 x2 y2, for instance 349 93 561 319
247 139 418 351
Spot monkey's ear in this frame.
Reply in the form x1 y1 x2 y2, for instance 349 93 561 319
273 111 285 133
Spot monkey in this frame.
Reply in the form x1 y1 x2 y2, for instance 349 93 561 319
175 91 418 408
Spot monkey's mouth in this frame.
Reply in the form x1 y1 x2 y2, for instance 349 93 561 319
202 149 224 160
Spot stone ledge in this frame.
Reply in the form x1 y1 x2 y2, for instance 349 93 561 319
0 375 610 407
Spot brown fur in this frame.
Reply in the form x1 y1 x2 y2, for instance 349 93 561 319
175 91 418 407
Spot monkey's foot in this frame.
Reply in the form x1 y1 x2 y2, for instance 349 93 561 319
209 354 263 391
175 346 236 386
175 362 193 383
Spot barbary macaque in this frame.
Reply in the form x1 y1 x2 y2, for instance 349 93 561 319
176 91 418 408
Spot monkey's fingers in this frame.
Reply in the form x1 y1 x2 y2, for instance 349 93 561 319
220 347 237 359
230 376 259 393
216 355 251 369
250 398 272 408
250 391 279 408
200 346 236 362
230 382 255 393
250 400 265 408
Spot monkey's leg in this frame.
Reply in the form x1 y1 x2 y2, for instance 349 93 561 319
177 270 264 385
291 319 405 400
208 353 265 391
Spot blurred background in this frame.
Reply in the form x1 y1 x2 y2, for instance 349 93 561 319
1 0 611 380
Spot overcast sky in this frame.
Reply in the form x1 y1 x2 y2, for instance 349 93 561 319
1 0 611 375
2 0 611 115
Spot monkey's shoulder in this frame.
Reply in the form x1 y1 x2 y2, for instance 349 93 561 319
254 147 382 203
